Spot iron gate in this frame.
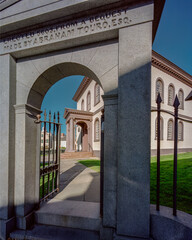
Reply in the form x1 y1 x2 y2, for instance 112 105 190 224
35 110 61 202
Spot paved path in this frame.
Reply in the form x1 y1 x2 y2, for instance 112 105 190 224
56 158 100 203
10 158 101 239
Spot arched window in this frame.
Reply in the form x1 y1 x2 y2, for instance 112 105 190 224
155 117 163 140
156 78 164 102
87 91 91 111
167 119 174 140
178 89 184 109
94 118 100 141
168 84 175 106
178 121 184 141
81 99 84 111
95 83 100 105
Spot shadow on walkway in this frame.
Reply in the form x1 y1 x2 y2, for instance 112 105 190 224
59 162 87 192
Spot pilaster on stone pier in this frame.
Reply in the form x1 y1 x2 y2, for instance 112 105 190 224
117 21 152 239
102 94 118 228
0 54 16 239
14 104 41 229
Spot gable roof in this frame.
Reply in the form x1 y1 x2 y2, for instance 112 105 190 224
73 77 92 102
185 91 192 101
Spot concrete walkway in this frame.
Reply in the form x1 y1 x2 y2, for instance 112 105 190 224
10 159 101 239
32 158 101 235
57 158 100 202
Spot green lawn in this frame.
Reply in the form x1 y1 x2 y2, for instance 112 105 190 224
78 159 100 172
39 171 56 199
79 152 192 215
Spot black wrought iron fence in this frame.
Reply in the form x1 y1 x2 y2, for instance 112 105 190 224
100 109 104 217
152 93 192 216
35 110 61 202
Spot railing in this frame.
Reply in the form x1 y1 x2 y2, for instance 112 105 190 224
152 93 192 216
35 110 61 202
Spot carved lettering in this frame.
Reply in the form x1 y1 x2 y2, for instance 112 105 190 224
1 7 133 53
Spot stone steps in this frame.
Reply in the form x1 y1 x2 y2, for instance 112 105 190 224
61 151 93 159
35 200 101 231
10 200 101 240
10 224 99 240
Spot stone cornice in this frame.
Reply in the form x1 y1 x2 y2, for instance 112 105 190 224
0 0 20 11
73 52 192 103
14 104 42 114
152 50 192 87
72 77 92 102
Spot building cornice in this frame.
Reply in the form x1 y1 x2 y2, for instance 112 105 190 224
72 77 92 102
73 52 192 102
64 108 93 119
152 50 192 87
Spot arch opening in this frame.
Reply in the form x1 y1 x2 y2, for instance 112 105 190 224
27 62 102 109
27 62 104 209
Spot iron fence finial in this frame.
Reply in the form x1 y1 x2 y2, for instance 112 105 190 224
44 109 47 121
49 111 51 122
57 111 60 123
173 95 180 108
156 93 162 104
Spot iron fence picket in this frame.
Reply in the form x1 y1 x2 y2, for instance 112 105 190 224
100 109 104 217
152 94 192 216
35 110 61 203
156 93 162 211
173 95 180 216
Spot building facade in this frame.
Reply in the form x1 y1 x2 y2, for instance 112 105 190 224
65 50 192 156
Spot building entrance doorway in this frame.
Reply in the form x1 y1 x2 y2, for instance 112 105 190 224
76 121 88 152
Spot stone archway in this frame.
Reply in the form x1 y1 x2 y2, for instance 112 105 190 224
13 55 115 229
0 0 164 238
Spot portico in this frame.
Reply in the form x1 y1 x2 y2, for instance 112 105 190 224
64 108 93 153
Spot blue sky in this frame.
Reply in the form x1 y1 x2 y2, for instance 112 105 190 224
41 0 192 134
41 76 83 133
153 0 192 75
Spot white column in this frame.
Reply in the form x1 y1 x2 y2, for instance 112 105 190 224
69 118 75 152
102 95 118 228
65 122 70 152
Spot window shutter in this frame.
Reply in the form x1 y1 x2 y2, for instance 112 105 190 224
178 90 184 109
178 122 183 140
95 119 99 141
167 120 173 140
168 85 174 105
156 80 163 100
